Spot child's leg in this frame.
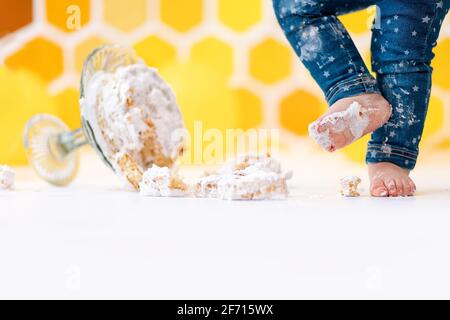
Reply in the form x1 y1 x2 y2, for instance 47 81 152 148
367 0 449 196
273 0 392 152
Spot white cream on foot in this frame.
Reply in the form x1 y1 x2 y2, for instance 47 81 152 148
309 101 369 150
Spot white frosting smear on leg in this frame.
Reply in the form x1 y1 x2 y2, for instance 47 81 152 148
308 101 369 150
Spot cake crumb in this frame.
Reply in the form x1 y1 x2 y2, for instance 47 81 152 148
139 165 189 197
197 154 292 200
340 176 361 197
0 165 15 190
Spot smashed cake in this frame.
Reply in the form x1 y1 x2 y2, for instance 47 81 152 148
80 62 185 189
139 165 189 197
196 154 292 200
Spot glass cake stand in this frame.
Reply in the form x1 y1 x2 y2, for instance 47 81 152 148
23 45 140 186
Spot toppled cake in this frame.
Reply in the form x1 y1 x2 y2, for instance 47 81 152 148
80 62 185 189
139 165 189 197
0 165 15 190
196 154 292 200
340 176 362 197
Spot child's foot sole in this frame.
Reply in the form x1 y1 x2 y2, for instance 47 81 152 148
308 93 392 152
368 162 416 197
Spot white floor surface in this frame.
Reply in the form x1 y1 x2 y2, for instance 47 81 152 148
1 146 450 299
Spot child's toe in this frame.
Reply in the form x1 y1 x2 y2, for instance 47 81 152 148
408 178 416 195
316 120 330 134
395 179 405 196
370 178 389 197
402 180 412 196
329 132 346 149
387 179 398 197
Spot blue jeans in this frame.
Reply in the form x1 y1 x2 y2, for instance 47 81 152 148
273 0 449 170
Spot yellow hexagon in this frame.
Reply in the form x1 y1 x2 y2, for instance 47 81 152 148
190 37 234 77
234 88 263 129
134 36 177 69
279 89 326 135
103 0 147 32
250 38 292 84
341 134 370 165
432 37 450 89
339 6 375 35
159 61 240 164
0 0 32 37
53 88 81 130
422 95 444 142
46 0 90 33
5 37 64 83
160 0 203 32
218 0 262 32
0 68 59 165
436 138 450 150
75 36 108 73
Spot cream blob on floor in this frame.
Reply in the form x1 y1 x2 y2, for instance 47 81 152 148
0 165 15 190
1 148 450 298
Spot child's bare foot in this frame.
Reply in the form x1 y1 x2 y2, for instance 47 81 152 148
308 93 392 152
368 162 416 197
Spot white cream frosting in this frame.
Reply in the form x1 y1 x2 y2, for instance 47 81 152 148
309 101 369 150
139 165 188 197
80 62 185 180
0 165 15 190
197 154 292 200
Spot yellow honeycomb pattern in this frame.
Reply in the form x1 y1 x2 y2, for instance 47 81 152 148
0 0 449 166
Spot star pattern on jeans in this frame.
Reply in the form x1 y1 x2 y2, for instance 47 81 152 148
275 0 449 170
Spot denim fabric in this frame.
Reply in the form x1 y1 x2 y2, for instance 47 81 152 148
273 0 449 170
